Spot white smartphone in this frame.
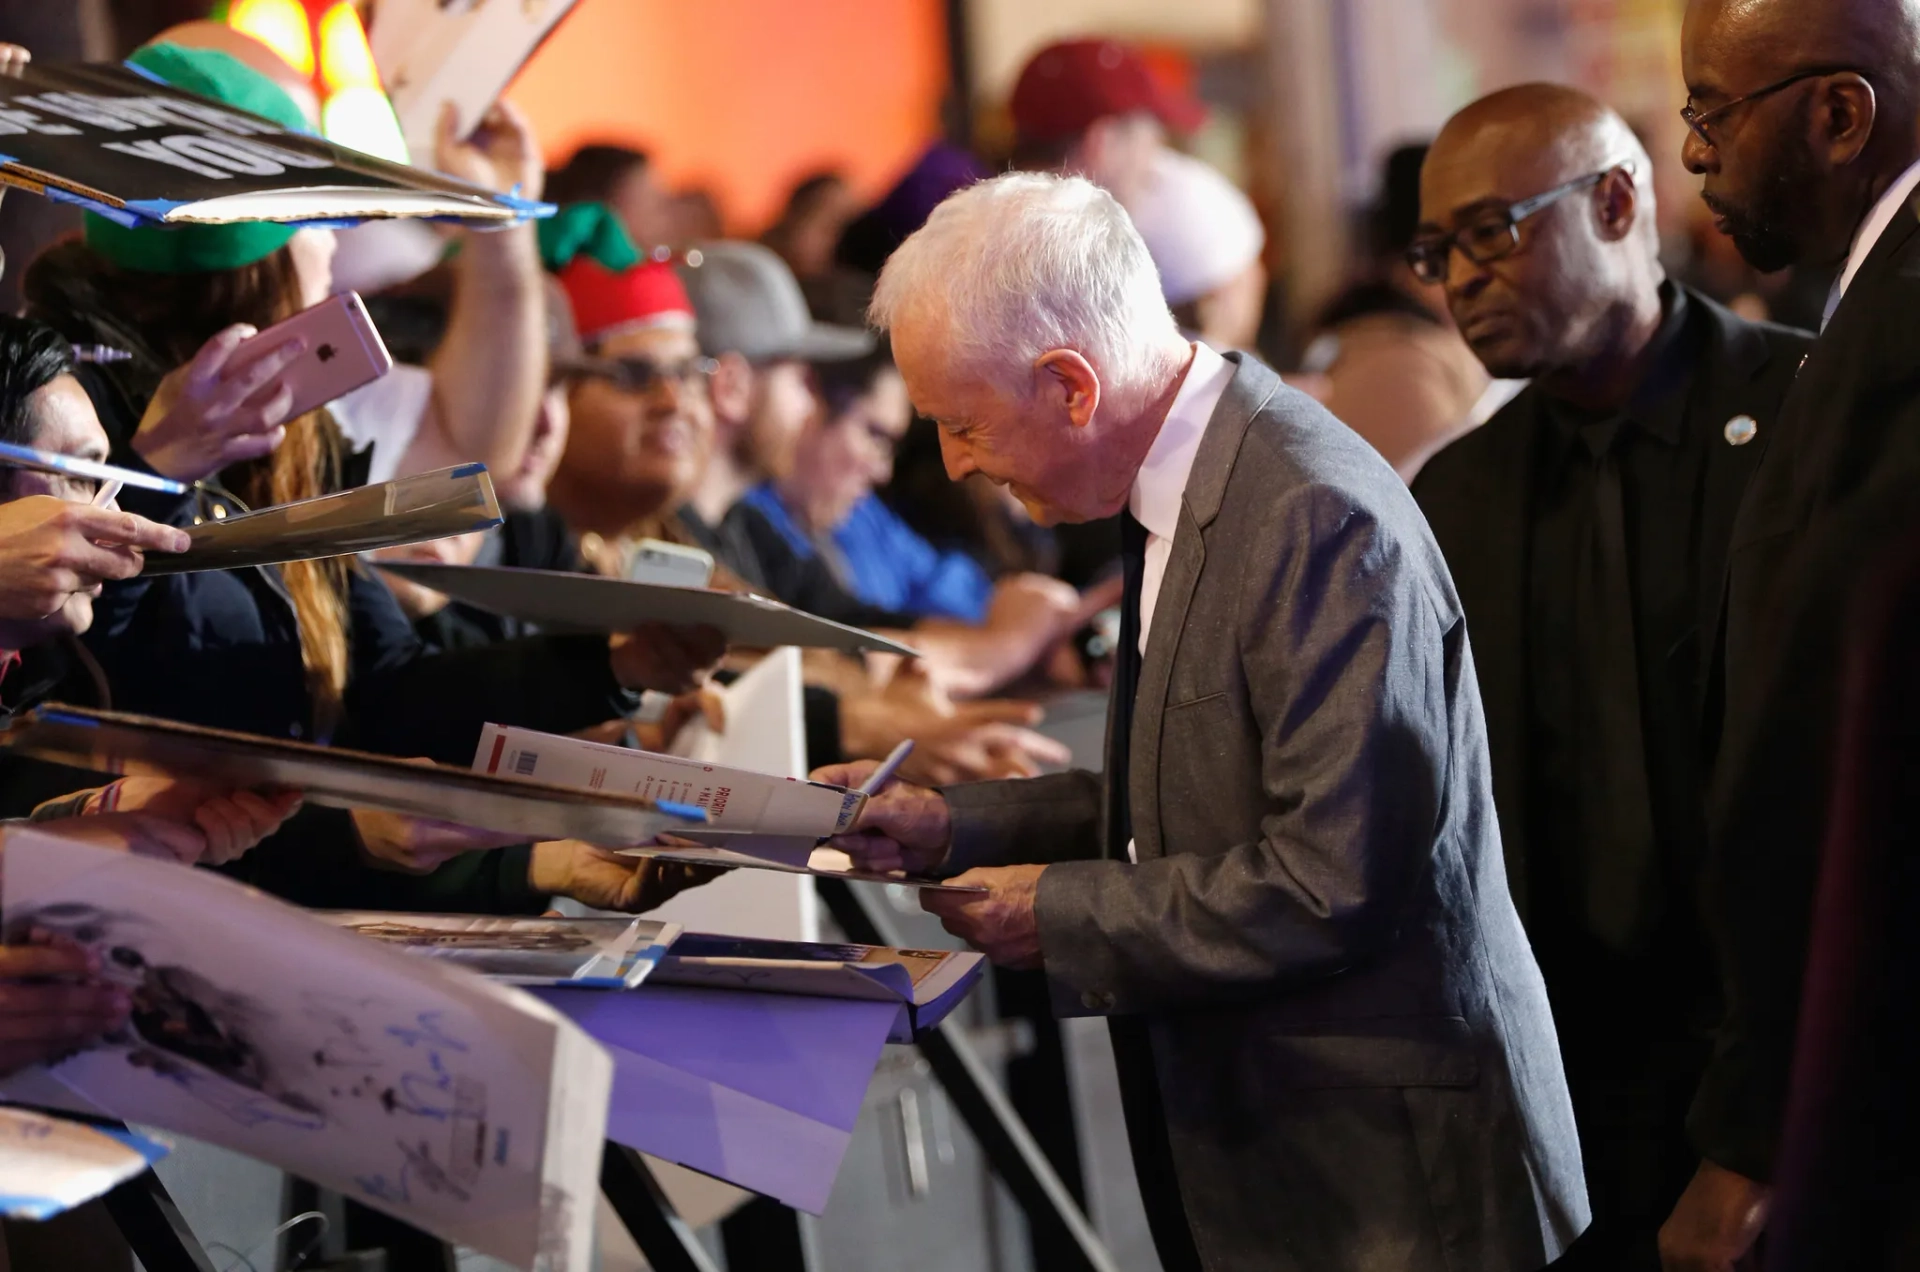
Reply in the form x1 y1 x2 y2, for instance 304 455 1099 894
626 538 716 589
225 291 394 423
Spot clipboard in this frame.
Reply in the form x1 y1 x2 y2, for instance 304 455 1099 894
0 705 705 845
373 561 920 656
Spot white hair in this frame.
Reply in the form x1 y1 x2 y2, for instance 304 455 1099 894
869 172 1182 399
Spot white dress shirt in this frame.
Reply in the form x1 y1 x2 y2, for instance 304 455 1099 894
1823 156 1920 329
1123 341 1237 861
1130 341 1237 652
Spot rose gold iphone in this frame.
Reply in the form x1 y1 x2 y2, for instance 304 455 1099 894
226 290 394 421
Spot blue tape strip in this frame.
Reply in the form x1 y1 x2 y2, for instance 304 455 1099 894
38 709 100 728
0 1194 63 1221
655 800 709 822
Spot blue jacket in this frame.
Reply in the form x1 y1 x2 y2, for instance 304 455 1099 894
742 485 993 624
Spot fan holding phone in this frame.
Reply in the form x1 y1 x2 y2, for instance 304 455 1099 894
131 294 392 487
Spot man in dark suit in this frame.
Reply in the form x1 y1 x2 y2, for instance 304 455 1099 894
814 171 1588 1270
1658 1 1920 1267
1409 86 1813 1270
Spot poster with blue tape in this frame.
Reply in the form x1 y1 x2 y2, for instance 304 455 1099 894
0 61 549 228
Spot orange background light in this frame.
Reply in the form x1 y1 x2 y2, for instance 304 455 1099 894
506 0 949 233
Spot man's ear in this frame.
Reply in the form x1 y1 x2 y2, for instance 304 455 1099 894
1816 74 1878 168
1033 349 1100 429
709 351 753 430
1594 167 1640 243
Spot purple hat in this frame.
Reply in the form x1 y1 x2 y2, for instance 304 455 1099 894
836 144 992 276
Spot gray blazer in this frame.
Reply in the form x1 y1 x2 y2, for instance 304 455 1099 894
942 355 1588 1271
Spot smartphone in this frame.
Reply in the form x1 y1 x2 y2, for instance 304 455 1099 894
626 538 716 589
225 291 393 423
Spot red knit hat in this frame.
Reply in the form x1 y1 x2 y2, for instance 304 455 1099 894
556 257 697 345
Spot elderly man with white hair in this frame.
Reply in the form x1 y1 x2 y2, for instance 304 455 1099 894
815 173 1588 1272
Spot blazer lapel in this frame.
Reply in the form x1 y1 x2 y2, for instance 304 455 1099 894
1128 355 1277 861
1690 294 1775 714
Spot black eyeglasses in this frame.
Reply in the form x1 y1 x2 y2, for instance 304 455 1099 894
580 354 718 396
1681 65 1869 150
1405 167 1626 285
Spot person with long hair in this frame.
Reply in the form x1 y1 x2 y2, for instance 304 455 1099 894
19 44 725 915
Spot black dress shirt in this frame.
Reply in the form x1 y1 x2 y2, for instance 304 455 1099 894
1523 285 1717 1017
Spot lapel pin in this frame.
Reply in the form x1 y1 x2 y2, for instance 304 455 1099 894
1724 414 1759 446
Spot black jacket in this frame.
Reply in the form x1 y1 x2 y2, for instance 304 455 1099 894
1414 287 1809 923
1691 199 1920 1183
0 636 546 913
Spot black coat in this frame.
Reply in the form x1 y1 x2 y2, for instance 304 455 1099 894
1764 495 1920 1270
1413 288 1809 921
1691 200 1920 1183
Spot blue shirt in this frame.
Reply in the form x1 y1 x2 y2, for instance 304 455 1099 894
743 485 994 623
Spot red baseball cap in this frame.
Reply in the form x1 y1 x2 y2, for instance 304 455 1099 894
1011 38 1207 144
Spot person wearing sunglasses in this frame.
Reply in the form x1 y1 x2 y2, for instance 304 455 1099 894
1659 5 1920 1270
1408 84 1814 1272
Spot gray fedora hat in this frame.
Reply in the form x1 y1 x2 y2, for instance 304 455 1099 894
678 240 874 364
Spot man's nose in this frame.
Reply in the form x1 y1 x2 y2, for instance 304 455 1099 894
1681 130 1714 176
1447 253 1494 305
938 431 976 480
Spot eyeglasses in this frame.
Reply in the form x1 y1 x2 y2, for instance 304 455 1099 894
1405 167 1625 285
1681 66 1869 150
580 355 719 396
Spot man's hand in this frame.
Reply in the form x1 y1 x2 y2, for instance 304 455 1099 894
134 324 306 482
904 703 1072 784
528 841 728 911
351 809 526 874
813 762 954 876
80 778 302 865
0 934 129 1078
1658 1160 1772 1272
985 573 1084 654
609 623 728 694
435 99 543 199
838 663 1070 783
0 496 188 629
920 865 1047 968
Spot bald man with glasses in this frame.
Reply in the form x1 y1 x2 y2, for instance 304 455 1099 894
1409 83 1813 1272
1655 2 1920 1268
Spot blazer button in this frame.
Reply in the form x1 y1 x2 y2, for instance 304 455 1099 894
1081 990 1116 1012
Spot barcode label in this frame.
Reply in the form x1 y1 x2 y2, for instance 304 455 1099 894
514 750 539 777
